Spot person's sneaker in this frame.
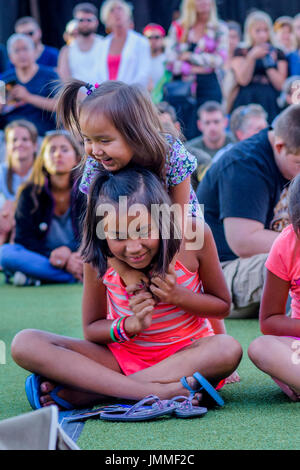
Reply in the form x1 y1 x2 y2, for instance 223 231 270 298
13 272 41 287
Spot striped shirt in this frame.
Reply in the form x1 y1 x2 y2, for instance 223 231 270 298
103 260 213 347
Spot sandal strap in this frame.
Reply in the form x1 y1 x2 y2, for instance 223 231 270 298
125 395 163 416
50 386 74 410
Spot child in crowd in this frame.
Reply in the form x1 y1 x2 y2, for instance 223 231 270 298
56 79 240 383
248 174 300 401
56 79 200 289
11 166 242 410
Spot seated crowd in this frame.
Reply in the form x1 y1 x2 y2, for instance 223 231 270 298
2 0 300 410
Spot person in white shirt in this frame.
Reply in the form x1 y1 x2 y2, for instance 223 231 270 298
96 0 151 89
58 3 103 83
143 23 167 92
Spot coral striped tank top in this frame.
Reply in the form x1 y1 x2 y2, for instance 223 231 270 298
103 260 213 347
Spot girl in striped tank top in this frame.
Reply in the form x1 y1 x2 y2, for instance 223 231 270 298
11 166 242 411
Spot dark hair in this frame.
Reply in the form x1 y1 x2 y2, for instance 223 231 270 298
15 16 40 30
156 101 177 123
289 174 300 236
56 79 168 183
197 101 225 119
73 2 98 17
274 104 300 154
227 20 242 38
81 165 181 278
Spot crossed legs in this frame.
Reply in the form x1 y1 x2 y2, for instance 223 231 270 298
11 329 242 408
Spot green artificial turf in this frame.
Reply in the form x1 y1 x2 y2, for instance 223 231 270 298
1 273 299 450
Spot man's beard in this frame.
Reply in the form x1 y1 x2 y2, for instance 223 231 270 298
78 29 96 37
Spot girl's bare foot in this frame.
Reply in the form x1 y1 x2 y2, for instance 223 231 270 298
224 370 241 384
39 380 103 409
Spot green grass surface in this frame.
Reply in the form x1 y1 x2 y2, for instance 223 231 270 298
1 273 299 450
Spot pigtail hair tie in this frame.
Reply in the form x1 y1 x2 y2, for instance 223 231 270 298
85 82 100 96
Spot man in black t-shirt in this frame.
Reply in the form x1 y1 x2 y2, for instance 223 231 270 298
197 105 300 318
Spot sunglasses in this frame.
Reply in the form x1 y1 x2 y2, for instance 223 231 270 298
77 18 95 23
148 35 163 40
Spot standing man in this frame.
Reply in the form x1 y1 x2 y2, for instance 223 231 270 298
143 23 166 92
15 17 59 68
57 3 103 83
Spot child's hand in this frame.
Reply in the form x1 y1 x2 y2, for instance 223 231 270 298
125 290 155 335
149 263 179 304
122 269 149 288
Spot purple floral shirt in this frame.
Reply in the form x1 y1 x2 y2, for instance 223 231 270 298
79 135 201 216
166 20 228 77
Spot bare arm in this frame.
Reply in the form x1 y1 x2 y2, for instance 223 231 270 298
82 263 111 343
259 269 300 336
231 55 256 87
265 60 288 91
169 176 192 237
231 44 271 87
224 217 279 258
11 85 57 112
57 46 72 82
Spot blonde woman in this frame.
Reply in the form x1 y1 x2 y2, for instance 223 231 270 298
96 0 151 88
0 131 85 286
165 0 228 138
0 120 37 245
288 14 300 76
231 10 288 121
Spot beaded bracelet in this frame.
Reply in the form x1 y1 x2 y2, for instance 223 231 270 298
110 319 124 343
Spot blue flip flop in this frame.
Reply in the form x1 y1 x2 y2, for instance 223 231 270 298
100 395 174 422
168 395 208 418
181 372 224 407
25 374 73 410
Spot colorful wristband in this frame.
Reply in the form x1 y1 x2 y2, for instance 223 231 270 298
110 319 123 343
118 317 131 342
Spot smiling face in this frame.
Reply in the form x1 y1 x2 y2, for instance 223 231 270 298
80 112 134 172
105 210 160 270
43 135 78 176
6 126 36 168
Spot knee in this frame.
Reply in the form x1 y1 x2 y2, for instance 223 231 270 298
248 335 269 368
214 334 243 368
0 244 11 268
11 329 39 366
0 243 18 270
